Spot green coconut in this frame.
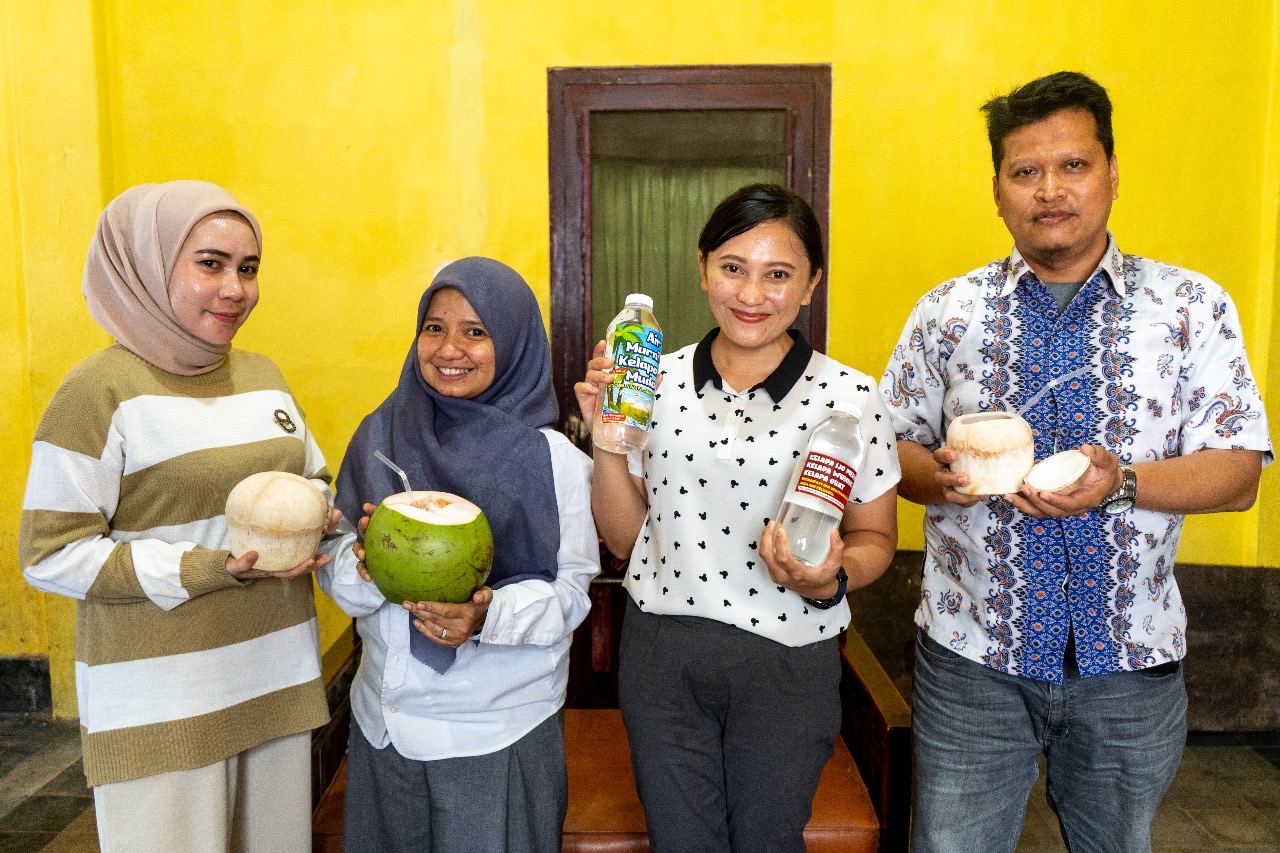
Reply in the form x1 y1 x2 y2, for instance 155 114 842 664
363 490 494 603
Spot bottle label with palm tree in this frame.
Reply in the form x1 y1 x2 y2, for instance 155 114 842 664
602 322 662 428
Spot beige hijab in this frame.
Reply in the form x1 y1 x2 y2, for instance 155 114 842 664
83 180 263 375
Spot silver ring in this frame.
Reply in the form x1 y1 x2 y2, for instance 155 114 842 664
441 628 448 640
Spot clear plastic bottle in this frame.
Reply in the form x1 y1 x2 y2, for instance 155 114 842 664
775 400 866 566
593 293 663 454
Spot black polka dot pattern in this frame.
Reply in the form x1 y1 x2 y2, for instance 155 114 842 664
624 339 901 646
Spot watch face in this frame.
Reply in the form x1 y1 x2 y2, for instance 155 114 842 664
1104 497 1135 515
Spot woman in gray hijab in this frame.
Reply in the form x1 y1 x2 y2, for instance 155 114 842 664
20 180 339 853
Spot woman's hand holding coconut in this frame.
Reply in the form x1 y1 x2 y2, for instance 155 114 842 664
350 502 493 648
404 589 493 649
352 502 377 582
224 519 340 579
224 550 334 580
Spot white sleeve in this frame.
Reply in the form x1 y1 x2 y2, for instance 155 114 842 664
22 429 238 610
315 526 387 617
478 432 601 646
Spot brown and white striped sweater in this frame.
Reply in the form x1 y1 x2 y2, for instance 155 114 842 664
20 345 331 786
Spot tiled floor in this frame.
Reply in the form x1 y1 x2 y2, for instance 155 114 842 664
0 714 89 853
1017 733 1280 852
1 713 1278 852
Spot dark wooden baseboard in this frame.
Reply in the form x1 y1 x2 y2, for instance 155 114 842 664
850 551 1280 732
0 656 53 713
311 625 359 809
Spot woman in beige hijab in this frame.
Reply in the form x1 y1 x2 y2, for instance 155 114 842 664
20 181 341 853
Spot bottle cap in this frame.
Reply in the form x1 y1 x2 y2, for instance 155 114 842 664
831 400 861 417
625 293 654 310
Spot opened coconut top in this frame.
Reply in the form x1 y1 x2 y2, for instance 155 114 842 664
946 412 1034 455
1024 450 1090 492
225 471 328 534
383 490 483 525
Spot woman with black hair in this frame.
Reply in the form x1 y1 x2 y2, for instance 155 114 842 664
576 183 900 853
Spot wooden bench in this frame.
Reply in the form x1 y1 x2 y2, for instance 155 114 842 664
561 707 878 852
314 565 912 853
839 627 912 853
313 707 879 852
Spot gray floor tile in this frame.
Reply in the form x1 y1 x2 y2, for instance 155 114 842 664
2 711 1278 852
0 832 58 853
33 766 88 801
1184 805 1280 845
1257 746 1280 772
40 808 99 853
0 798 89 835
1151 804 1218 846
0 719 82 824
1014 743 1280 851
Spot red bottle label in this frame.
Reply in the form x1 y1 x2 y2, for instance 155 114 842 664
793 452 855 512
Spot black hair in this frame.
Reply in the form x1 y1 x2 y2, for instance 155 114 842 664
697 183 825 278
981 71 1114 174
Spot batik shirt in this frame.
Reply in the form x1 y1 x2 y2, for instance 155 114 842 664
880 238 1272 682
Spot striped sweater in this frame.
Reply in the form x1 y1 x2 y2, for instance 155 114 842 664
20 345 331 786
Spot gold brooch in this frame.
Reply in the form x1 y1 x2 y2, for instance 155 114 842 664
274 409 297 433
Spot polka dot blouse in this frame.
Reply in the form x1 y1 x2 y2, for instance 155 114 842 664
625 329 901 647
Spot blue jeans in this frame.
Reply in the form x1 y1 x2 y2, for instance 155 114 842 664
911 631 1186 853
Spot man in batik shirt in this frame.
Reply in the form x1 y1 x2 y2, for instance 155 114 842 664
880 71 1271 853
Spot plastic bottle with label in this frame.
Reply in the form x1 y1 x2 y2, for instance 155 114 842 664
593 293 663 454
775 401 865 566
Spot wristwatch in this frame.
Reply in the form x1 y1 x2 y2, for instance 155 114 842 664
804 568 848 610
1101 465 1137 514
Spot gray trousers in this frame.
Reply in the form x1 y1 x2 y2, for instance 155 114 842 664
342 711 567 853
617 598 841 853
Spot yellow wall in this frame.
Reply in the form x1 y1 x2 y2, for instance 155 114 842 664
1256 10 1280 567
4 0 1278 715
3 0 106 709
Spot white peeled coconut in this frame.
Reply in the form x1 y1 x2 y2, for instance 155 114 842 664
946 412 1035 495
1024 449 1090 494
363 491 494 604
225 471 329 572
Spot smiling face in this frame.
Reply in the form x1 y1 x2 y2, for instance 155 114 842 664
416 286 496 399
994 107 1119 282
168 212 260 346
698 218 822 357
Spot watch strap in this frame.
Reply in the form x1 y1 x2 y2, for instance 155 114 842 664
803 567 848 610
1102 464 1137 513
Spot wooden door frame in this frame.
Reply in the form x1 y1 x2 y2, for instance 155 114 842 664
547 64 832 440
